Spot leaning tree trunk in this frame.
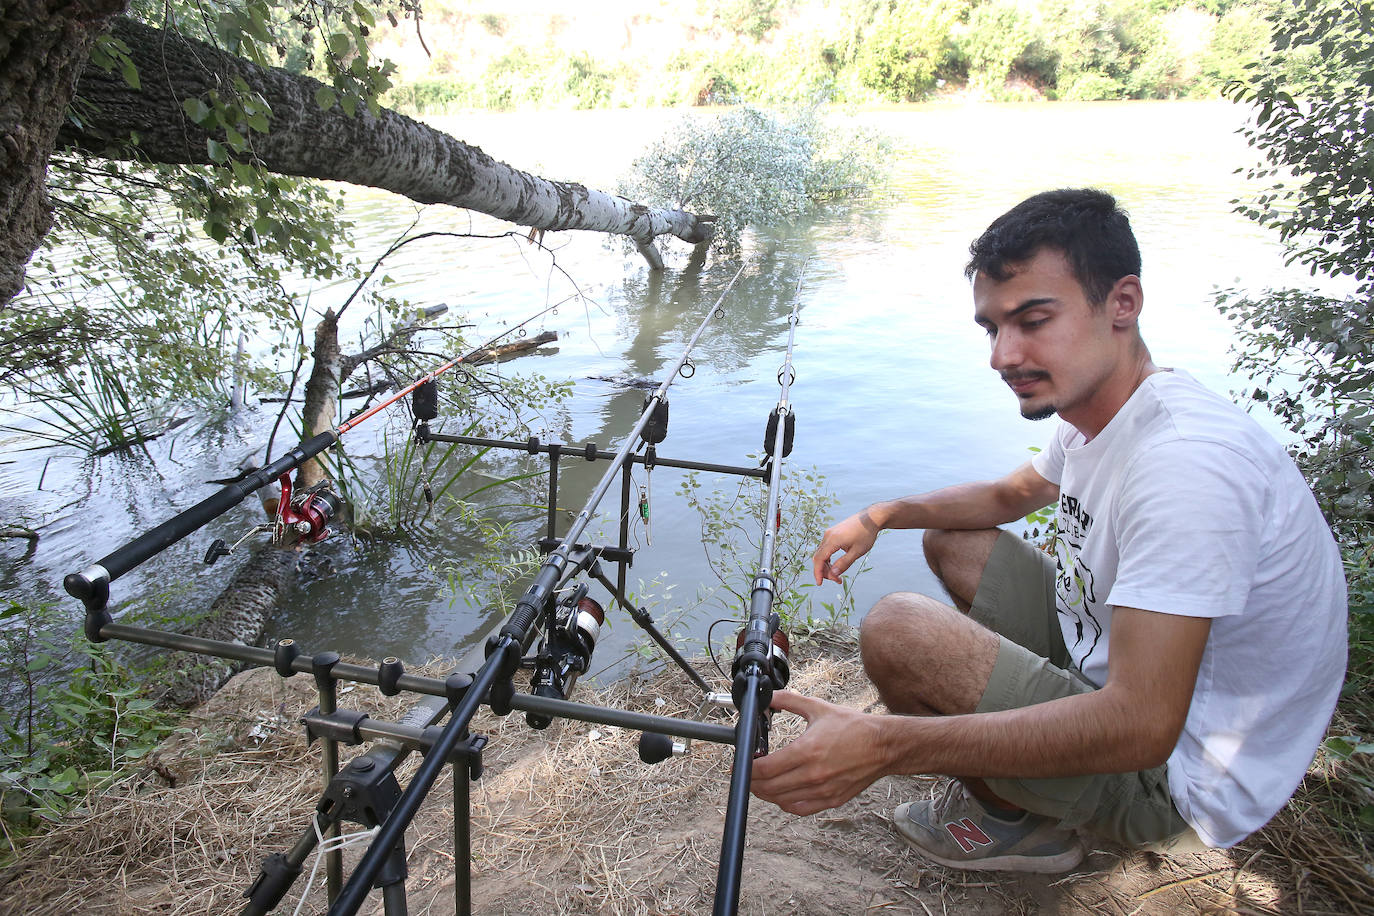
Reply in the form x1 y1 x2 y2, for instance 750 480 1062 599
0 0 124 307
60 17 714 272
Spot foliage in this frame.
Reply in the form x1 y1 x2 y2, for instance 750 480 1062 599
1200 4 1273 87
432 505 543 618
1343 544 1374 734
619 105 888 253
0 601 177 850
3 0 410 452
1227 0 1374 287
962 0 1037 93
1218 0 1374 544
855 0 967 101
678 465 865 635
377 0 1272 114
709 0 789 41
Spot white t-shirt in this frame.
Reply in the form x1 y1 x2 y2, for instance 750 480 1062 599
1031 370 1346 848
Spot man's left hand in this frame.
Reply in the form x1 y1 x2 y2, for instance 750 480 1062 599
750 690 893 816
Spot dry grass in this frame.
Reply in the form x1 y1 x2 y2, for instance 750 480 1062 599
0 632 1366 915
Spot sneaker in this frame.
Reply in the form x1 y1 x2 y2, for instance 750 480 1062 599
892 780 1084 873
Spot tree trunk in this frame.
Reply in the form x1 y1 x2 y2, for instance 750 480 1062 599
297 309 341 490
0 0 125 306
159 545 297 707
60 17 714 265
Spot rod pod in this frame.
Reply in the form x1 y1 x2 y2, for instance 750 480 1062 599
327 265 746 916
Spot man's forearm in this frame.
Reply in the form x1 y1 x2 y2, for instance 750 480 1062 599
865 461 1057 533
876 686 1174 781
868 479 1038 532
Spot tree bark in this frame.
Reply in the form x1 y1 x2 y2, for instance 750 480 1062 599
297 308 341 490
60 17 714 264
160 545 297 707
0 0 125 306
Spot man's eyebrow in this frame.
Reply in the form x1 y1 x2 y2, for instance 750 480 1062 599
1007 297 1056 318
975 297 1057 326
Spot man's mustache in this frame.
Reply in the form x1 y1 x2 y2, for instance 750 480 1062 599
1000 370 1050 384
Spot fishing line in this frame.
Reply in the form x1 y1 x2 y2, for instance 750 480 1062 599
293 823 379 916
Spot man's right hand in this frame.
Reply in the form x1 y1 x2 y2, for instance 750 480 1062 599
812 508 882 585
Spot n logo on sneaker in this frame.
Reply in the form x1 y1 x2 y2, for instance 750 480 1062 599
944 818 994 854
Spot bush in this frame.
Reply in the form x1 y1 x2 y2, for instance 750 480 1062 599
1199 3 1272 88
386 77 475 114
855 0 968 101
1058 70 1125 99
960 0 1036 92
619 105 888 254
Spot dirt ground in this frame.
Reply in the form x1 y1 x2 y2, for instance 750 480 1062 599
0 631 1355 915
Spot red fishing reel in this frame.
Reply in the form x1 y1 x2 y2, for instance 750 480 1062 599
274 474 342 546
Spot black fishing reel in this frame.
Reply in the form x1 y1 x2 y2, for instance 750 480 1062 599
731 611 791 757
526 585 605 729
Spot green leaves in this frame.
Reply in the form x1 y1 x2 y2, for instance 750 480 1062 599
620 105 888 254
181 97 212 125
88 34 140 91
0 601 177 847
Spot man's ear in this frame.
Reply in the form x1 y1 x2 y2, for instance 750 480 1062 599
1107 275 1144 328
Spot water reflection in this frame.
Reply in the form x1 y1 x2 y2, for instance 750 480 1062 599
3 101 1330 678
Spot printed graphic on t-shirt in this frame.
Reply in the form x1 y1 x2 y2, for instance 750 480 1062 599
1053 492 1103 668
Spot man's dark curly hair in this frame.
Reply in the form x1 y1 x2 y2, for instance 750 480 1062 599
965 189 1141 307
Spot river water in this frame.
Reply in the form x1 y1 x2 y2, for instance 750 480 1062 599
0 100 1322 682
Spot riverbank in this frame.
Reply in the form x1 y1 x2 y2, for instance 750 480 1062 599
0 628 1355 915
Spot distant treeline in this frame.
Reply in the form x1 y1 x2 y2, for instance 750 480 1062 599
377 0 1272 113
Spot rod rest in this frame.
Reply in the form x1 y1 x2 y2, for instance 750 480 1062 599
536 536 635 565
303 708 371 746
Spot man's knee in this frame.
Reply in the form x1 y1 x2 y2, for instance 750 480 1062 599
860 593 958 680
923 528 1001 610
859 591 1001 716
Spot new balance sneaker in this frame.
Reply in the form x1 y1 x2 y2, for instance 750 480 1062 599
892 780 1085 873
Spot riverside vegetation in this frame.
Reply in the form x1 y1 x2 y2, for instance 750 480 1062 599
378 0 1275 113
0 0 1370 906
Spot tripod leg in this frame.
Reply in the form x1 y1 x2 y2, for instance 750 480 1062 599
454 764 472 916
589 566 709 692
240 812 327 916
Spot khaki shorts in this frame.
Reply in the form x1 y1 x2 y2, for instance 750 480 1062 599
969 531 1194 848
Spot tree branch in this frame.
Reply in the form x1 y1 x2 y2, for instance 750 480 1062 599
61 17 715 267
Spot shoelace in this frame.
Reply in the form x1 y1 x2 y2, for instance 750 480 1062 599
929 779 973 821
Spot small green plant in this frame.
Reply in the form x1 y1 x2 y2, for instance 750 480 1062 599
679 464 862 635
433 504 542 617
0 601 177 851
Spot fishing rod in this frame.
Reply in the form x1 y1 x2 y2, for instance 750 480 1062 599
326 264 747 916
62 302 564 626
715 260 807 914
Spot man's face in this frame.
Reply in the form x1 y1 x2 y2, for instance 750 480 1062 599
972 248 1124 426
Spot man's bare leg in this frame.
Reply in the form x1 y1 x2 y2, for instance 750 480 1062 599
921 527 1002 611
859 592 1000 716
860 527 1022 811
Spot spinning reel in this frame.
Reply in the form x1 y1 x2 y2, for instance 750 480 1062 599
203 473 344 565
526 584 606 729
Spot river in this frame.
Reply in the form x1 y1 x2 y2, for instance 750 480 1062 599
0 100 1322 684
